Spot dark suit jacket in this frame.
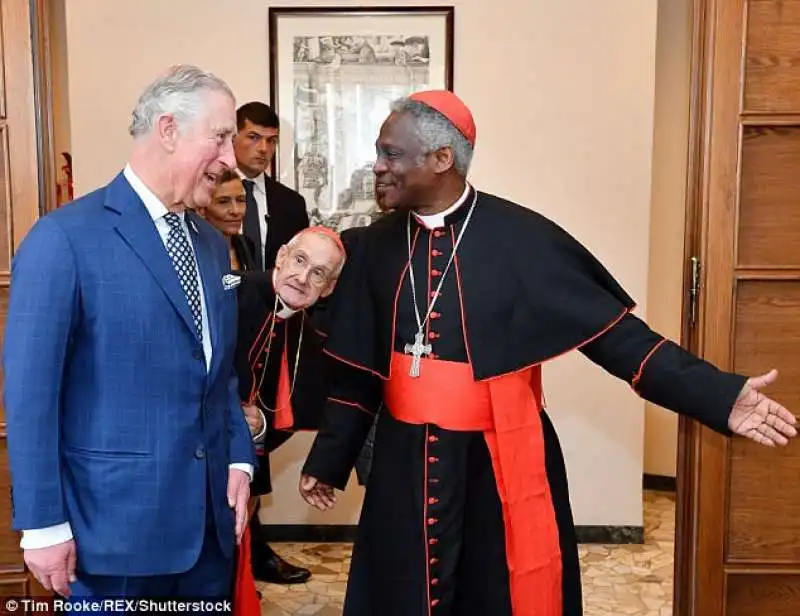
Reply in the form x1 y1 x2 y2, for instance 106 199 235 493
243 174 309 270
231 234 257 272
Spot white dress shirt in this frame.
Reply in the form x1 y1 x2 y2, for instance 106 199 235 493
20 165 253 550
236 169 269 258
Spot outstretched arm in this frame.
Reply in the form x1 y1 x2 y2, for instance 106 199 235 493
300 358 382 509
579 313 796 445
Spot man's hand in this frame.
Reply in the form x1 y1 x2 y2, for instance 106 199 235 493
729 369 798 446
299 474 337 511
227 468 251 545
242 404 265 439
24 540 77 597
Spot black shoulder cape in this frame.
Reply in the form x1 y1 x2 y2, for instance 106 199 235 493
322 190 636 381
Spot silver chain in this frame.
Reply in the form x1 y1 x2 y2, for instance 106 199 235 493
406 190 478 337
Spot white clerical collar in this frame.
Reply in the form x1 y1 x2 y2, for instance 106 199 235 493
236 168 266 195
271 270 299 319
414 183 471 230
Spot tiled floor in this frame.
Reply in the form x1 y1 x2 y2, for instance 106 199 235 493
259 490 676 616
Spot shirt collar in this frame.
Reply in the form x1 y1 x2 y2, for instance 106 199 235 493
123 163 178 223
414 182 471 230
236 168 266 195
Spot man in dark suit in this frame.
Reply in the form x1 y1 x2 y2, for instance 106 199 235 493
235 102 309 270
3 65 255 602
233 101 312 585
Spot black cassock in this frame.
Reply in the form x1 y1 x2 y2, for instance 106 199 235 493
234 269 329 496
304 189 746 616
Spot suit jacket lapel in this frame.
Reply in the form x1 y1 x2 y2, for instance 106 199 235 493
187 213 224 377
108 174 199 339
263 174 280 267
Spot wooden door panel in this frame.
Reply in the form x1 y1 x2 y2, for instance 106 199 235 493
744 0 800 113
0 126 12 275
726 574 800 616
677 0 800 614
728 281 800 562
738 127 800 268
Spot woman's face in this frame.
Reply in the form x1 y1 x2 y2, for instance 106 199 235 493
205 178 247 237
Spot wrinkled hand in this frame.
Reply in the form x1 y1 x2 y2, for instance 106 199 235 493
729 369 798 446
299 474 337 511
242 404 265 438
228 468 251 545
24 540 77 597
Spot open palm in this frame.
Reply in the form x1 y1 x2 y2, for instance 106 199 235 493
728 369 797 446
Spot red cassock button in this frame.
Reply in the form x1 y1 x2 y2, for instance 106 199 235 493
429 538 438 545
427 517 438 526
430 557 439 565
428 435 439 443
431 269 442 277
431 599 440 607
434 229 445 238
431 578 439 586
428 497 439 505
428 456 439 463
430 311 441 319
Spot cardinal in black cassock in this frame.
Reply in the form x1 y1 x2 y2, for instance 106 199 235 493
230 226 346 616
298 91 798 616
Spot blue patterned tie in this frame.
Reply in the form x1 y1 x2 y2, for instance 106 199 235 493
164 212 203 340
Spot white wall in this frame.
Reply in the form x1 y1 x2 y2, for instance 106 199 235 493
64 0 660 527
643 0 692 478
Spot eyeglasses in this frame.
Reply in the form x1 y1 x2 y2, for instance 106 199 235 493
287 252 333 288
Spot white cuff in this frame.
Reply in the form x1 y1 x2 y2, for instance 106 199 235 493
230 463 254 481
252 408 268 443
20 522 73 550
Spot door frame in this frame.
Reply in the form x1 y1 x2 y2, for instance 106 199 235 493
674 0 746 613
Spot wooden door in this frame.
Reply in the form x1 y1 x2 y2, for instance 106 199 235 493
0 0 54 606
676 0 800 614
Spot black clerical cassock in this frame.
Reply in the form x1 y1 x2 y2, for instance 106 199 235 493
234 270 329 488
303 188 745 616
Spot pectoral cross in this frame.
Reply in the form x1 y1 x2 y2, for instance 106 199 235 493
404 331 432 378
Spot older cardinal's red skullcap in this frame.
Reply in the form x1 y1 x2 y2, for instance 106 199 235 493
295 226 345 257
408 90 476 147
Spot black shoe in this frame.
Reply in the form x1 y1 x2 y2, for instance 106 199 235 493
251 545 311 585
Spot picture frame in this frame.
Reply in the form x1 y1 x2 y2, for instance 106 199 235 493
268 6 455 231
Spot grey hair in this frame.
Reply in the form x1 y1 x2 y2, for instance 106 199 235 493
390 97 474 176
129 65 234 138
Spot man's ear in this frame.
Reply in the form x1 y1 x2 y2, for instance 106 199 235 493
320 278 339 299
432 146 455 175
157 113 180 153
275 244 288 269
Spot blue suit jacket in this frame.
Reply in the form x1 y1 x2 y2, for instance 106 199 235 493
3 172 255 576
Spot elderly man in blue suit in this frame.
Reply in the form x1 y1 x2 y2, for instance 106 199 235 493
3 65 255 601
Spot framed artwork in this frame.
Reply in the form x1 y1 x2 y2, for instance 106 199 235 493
268 6 454 231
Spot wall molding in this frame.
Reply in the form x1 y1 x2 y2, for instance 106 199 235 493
643 473 677 492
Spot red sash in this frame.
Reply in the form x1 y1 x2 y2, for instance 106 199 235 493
385 352 563 616
273 332 294 430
